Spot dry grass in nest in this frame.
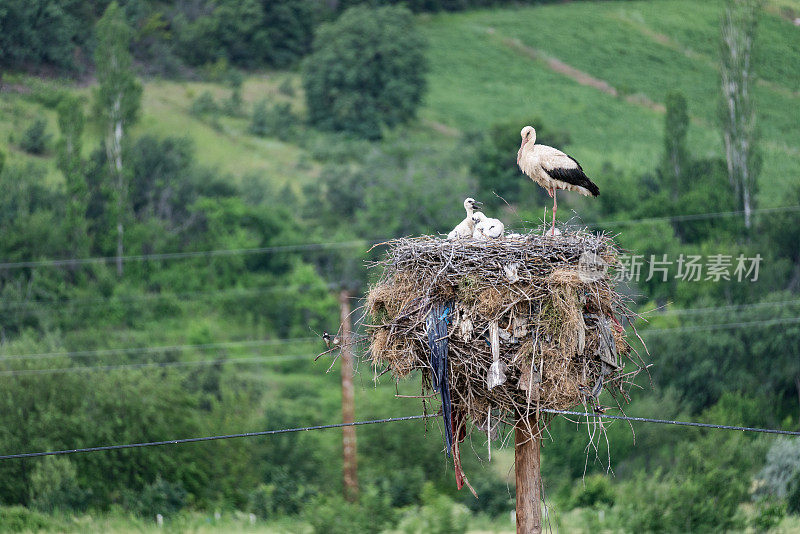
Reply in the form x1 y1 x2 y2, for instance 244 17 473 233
365 230 644 439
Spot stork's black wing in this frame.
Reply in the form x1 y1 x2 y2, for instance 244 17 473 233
543 155 600 196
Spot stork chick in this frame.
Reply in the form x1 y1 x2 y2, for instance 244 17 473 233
517 126 599 236
448 197 482 240
472 212 504 240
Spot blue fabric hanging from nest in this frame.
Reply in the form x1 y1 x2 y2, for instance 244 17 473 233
426 301 453 457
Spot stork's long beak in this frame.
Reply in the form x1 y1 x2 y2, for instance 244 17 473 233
473 201 483 208
519 138 527 150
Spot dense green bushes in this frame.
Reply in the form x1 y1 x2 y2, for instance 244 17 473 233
303 6 427 139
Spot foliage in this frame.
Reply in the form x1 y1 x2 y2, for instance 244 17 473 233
788 471 800 515
659 91 689 200
127 475 188 517
93 2 142 134
19 117 51 155
460 475 513 517
571 474 615 509
0 0 88 72
303 6 427 139
29 456 89 513
756 438 800 500
306 486 396 534
222 70 244 116
0 506 60 533
190 91 219 117
56 93 89 254
396 483 469 534
249 100 297 141
719 0 762 228
750 498 786 531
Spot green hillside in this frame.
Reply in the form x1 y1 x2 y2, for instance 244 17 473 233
419 0 800 204
1 0 799 531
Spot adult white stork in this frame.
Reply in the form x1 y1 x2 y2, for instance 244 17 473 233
448 197 482 240
472 212 504 240
517 126 599 235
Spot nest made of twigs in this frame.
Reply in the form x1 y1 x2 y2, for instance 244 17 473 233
365 230 641 434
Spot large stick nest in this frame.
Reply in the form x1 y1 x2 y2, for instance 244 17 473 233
365 230 641 434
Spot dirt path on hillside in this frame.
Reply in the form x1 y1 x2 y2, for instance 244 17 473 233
492 31 666 114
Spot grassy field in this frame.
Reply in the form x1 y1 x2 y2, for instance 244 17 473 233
418 0 800 205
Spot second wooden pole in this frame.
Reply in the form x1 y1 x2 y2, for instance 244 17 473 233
515 416 542 534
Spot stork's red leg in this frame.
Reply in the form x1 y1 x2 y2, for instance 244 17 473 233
551 188 557 235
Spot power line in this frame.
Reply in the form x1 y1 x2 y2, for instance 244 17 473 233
0 415 436 460
644 298 800 317
1 284 320 310
0 240 370 270
0 353 318 377
2 409 798 461
3 203 798 271
542 409 800 436
589 204 800 227
639 316 800 335
0 337 318 363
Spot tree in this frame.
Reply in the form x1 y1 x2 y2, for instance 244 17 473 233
93 1 142 276
56 94 89 255
719 0 762 229
302 5 427 139
0 0 86 72
660 91 689 201
261 0 316 68
19 117 51 155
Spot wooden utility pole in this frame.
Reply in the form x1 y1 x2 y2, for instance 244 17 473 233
515 416 542 534
339 290 359 502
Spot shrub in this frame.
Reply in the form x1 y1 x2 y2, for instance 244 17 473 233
397 483 469 534
29 456 90 512
571 474 615 509
278 78 295 97
247 484 276 519
128 476 188 517
222 70 244 116
750 499 786 531
20 118 51 155
461 475 513 517
249 100 296 141
306 487 395 534
0 506 59 533
788 470 800 515
302 6 427 139
755 437 800 500
190 91 219 117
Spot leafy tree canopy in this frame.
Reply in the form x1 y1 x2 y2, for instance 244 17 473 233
303 5 428 139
